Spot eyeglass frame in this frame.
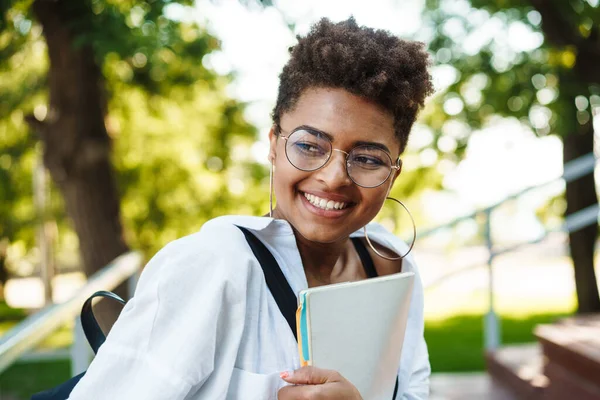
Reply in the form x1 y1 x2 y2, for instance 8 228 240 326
275 125 402 189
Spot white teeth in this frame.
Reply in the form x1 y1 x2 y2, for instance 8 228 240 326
303 193 348 211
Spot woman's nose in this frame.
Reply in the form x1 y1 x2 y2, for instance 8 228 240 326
314 150 352 188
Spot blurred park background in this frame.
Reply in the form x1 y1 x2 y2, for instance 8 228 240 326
1 0 600 399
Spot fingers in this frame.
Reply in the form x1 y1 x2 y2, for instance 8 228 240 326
280 366 342 385
278 383 321 400
278 368 363 400
278 378 362 400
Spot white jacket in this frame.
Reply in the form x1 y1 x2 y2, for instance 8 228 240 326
69 215 430 399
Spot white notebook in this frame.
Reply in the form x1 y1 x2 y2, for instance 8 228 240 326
296 272 415 400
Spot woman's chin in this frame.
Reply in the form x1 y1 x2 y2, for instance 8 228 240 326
292 224 351 244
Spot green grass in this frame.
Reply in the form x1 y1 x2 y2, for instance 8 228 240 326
425 312 569 372
0 302 74 400
0 302 26 322
0 360 71 399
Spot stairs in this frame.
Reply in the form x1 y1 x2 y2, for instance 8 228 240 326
430 372 517 400
485 343 548 399
486 314 600 400
535 315 600 400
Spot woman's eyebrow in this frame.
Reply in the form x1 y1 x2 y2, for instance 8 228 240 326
297 125 392 154
296 125 334 141
353 141 391 154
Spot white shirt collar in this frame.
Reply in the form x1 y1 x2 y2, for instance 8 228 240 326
215 215 294 236
214 215 412 265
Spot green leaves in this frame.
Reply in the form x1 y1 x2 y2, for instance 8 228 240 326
422 0 599 147
1 0 266 264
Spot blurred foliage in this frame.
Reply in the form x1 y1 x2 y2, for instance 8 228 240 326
420 0 599 151
0 10 47 257
111 83 267 255
406 0 600 245
0 0 268 272
367 0 598 242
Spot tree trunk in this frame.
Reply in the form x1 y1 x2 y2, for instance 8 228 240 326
532 0 600 313
32 0 129 304
563 119 600 313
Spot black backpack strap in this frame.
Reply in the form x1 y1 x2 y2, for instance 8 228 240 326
80 290 126 354
30 372 86 400
351 237 378 278
237 226 298 340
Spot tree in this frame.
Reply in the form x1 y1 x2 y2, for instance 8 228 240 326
0 0 263 303
421 0 600 312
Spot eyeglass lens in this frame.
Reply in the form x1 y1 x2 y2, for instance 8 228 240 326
284 129 393 188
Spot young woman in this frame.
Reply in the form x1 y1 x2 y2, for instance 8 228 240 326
68 17 433 400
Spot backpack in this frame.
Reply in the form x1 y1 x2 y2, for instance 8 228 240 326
32 226 398 399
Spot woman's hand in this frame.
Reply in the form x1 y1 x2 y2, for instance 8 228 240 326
278 366 363 399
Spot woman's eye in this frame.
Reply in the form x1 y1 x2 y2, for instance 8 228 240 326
353 155 385 167
295 142 326 155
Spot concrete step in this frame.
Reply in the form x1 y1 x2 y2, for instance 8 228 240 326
535 314 600 400
485 343 548 400
430 372 517 400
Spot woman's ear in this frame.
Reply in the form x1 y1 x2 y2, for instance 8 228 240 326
391 159 402 182
268 125 278 163
387 159 402 195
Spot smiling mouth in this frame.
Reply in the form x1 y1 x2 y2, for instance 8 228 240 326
302 192 352 211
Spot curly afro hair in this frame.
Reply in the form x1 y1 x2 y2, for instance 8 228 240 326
272 17 433 154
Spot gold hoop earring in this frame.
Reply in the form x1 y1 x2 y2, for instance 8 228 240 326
363 197 416 260
269 161 274 218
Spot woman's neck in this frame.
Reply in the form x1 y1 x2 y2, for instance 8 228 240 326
297 232 343 275
269 209 361 286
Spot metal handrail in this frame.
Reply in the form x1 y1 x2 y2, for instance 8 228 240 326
0 251 143 374
417 152 596 239
423 202 600 291
418 151 598 350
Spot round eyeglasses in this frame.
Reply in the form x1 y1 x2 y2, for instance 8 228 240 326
278 126 401 188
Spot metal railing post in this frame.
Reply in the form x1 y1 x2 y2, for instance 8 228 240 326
34 152 54 306
483 208 500 351
71 316 90 377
